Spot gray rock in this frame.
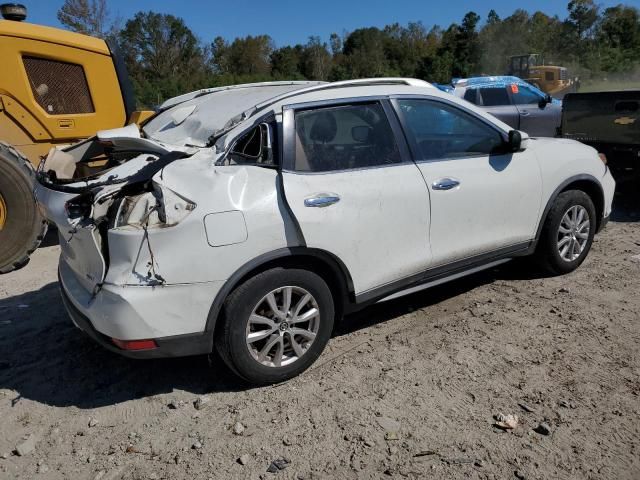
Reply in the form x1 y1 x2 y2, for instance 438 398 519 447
194 396 212 410
376 417 401 431
15 436 36 456
282 435 293 446
267 457 290 473
0 452 8 459
168 400 186 410
232 422 245 435
88 417 99 428
237 454 251 465
534 422 551 435
192 441 203 450
37 463 49 474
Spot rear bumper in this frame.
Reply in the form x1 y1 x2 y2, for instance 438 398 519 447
60 284 212 358
58 259 222 358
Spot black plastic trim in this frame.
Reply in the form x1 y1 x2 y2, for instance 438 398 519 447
204 247 355 333
106 40 137 123
532 174 605 244
355 241 531 305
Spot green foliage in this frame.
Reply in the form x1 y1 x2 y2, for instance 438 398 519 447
57 4 640 107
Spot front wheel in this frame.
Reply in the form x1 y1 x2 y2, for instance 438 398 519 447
534 190 596 275
216 268 335 385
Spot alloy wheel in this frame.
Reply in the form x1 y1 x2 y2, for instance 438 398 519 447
557 205 590 262
245 286 320 367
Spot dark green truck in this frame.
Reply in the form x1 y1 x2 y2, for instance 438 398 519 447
561 90 640 177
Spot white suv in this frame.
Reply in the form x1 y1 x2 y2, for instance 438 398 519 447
35 79 615 384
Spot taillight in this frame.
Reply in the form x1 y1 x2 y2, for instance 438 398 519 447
111 338 158 351
598 153 608 165
65 192 94 219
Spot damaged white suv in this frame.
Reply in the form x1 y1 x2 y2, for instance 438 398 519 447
35 79 615 384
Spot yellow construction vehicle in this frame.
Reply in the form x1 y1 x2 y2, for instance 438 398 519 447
0 3 153 273
507 54 578 98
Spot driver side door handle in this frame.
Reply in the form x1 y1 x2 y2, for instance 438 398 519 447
304 193 341 208
432 178 460 191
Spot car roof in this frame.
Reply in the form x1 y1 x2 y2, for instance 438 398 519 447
144 78 512 148
454 76 527 89
145 79 439 147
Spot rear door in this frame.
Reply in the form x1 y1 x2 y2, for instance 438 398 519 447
281 99 432 295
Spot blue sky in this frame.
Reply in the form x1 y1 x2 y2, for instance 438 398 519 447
25 0 639 46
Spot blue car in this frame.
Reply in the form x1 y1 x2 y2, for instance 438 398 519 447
452 76 562 137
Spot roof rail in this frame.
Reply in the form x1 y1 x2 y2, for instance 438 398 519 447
209 78 433 144
159 81 325 111
317 77 434 89
253 77 432 112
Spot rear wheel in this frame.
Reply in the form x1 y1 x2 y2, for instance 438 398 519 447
0 143 48 274
216 268 335 385
534 190 596 275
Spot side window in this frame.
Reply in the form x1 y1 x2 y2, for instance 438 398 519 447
294 102 401 172
478 87 510 106
545 71 555 82
511 84 542 105
463 88 479 105
23 56 94 114
227 123 275 166
397 99 504 161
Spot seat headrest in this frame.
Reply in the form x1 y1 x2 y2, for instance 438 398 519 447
309 112 337 143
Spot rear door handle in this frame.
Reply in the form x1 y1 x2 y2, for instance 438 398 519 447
432 178 460 191
304 193 341 208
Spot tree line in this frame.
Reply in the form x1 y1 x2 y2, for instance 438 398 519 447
57 0 640 108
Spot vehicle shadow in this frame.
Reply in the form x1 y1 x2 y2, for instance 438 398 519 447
610 175 639 223
0 260 526 409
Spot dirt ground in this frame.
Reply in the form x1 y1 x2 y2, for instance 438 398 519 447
1 180 638 480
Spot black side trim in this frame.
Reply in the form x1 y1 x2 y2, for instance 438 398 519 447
204 247 355 333
59 280 211 359
533 174 604 244
106 40 137 123
355 242 531 305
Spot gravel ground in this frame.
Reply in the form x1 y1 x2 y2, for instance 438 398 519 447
0 181 638 480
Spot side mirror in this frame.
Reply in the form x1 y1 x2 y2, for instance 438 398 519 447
538 94 552 109
508 130 522 152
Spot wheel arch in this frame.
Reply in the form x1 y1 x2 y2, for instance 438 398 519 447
534 174 605 245
205 247 356 345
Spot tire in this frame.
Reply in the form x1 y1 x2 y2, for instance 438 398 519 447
216 268 335 385
0 143 48 274
534 190 596 276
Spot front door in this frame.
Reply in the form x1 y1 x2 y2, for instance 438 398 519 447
393 97 542 266
281 100 432 295
510 83 562 137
